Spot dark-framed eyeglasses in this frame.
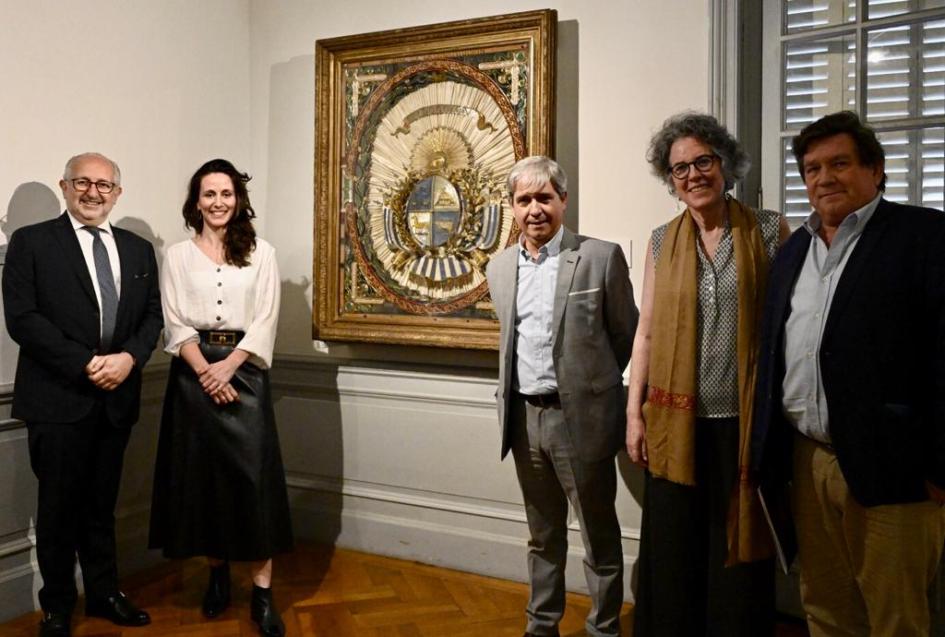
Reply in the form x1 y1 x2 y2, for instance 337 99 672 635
69 178 117 194
669 154 718 180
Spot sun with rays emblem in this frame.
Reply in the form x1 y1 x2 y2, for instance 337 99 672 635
343 60 525 315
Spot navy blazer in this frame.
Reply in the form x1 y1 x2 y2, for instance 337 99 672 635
752 198 945 507
2 212 163 426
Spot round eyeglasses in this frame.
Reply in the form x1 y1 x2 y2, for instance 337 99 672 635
69 178 117 194
669 154 718 180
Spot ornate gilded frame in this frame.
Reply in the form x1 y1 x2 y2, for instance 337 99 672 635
313 10 556 349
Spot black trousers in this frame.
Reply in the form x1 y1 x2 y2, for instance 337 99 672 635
633 417 775 637
27 401 131 615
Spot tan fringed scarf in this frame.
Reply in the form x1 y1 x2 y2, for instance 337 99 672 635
642 196 774 564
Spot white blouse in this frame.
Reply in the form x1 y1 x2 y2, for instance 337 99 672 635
161 237 280 369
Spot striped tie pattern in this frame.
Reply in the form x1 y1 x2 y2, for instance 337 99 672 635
83 226 118 350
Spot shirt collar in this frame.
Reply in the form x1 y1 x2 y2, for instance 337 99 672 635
803 192 882 239
66 210 113 236
519 224 565 260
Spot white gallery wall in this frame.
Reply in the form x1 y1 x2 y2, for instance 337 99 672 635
0 0 709 620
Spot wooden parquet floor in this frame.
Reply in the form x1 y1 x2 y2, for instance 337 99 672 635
0 544 630 637
1 543 809 637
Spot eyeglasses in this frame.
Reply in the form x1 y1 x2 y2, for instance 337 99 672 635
669 154 718 180
68 178 117 194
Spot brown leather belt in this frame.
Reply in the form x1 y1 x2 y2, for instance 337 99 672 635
516 391 561 408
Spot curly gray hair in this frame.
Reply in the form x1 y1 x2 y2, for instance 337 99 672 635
646 112 749 194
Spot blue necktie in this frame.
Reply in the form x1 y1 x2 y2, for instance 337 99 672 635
83 226 118 350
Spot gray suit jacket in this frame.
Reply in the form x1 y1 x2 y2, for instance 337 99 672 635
486 228 639 462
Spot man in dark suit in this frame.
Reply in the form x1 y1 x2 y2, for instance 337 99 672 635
752 112 945 636
2 153 163 637
486 156 638 637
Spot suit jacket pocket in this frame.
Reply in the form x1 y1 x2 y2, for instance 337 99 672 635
569 293 600 331
590 369 622 394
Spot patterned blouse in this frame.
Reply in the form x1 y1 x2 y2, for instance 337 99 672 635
652 208 782 417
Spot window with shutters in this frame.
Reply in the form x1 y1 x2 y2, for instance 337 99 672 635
760 0 945 222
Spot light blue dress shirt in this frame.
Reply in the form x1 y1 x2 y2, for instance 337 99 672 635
513 226 564 395
782 193 882 443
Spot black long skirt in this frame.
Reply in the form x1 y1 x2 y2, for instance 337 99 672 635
632 417 774 637
148 342 294 561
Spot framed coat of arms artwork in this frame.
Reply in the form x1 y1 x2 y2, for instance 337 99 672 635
313 10 557 349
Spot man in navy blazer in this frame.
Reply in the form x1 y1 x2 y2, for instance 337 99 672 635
2 153 163 637
752 112 945 636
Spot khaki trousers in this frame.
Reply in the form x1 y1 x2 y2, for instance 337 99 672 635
792 434 945 637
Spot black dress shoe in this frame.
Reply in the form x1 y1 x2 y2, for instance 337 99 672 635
523 631 560 637
202 562 231 618
38 612 70 637
85 591 151 626
250 585 285 637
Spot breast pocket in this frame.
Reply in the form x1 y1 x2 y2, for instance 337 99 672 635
568 288 601 330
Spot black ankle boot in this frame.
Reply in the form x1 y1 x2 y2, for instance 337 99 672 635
202 562 230 618
250 585 285 637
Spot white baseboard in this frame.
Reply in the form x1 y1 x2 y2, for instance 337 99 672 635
288 482 640 602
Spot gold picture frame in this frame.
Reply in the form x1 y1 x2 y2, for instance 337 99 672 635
313 10 556 349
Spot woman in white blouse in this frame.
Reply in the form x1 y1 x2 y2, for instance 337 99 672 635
149 159 292 637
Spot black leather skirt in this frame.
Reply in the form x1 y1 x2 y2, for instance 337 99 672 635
148 337 293 561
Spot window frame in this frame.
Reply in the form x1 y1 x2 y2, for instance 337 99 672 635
759 0 945 220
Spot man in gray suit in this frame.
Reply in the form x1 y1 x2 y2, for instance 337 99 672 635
486 156 638 637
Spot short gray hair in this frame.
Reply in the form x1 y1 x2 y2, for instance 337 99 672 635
63 152 122 185
506 156 567 199
646 112 749 194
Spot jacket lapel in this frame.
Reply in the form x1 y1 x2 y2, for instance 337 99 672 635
53 212 98 307
552 229 579 347
775 230 812 324
823 199 891 342
113 227 132 333
495 248 518 353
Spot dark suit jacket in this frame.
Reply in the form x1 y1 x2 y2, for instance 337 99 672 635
486 228 639 462
752 198 945 507
2 212 163 426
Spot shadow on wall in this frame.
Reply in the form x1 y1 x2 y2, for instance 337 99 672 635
114 216 165 273
274 276 342 595
557 20 579 232
2 182 61 239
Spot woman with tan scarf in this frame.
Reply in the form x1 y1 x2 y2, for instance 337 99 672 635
627 112 790 636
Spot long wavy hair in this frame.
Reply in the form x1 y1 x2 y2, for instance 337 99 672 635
182 158 257 267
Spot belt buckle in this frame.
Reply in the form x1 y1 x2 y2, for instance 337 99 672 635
208 331 236 346
531 393 558 408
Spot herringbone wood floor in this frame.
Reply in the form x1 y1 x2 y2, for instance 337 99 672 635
1 543 809 636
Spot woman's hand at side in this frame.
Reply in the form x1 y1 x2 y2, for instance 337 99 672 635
626 413 648 468
625 238 655 469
